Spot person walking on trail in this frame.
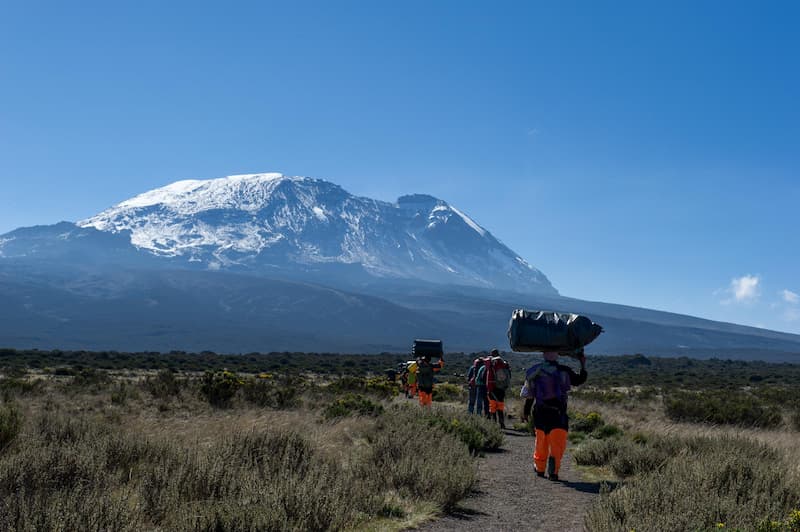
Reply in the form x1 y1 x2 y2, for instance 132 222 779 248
520 350 587 481
466 358 480 414
486 349 511 429
406 360 418 398
398 362 410 398
416 354 444 407
474 356 489 416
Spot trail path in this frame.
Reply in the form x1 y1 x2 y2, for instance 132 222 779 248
414 429 600 532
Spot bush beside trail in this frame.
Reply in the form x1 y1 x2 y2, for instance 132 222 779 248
575 433 800 531
0 375 492 531
0 410 380 531
664 389 783 428
400 407 504 454
369 408 477 511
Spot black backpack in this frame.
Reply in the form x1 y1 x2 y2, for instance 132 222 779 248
416 360 435 391
493 358 511 391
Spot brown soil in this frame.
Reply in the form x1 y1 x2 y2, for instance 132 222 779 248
412 428 600 532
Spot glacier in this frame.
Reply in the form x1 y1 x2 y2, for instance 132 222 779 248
72 172 557 294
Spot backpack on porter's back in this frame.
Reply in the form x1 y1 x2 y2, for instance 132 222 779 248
416 360 435 392
492 357 511 391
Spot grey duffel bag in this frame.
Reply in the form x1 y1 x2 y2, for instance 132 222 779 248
507 309 602 353
412 339 443 358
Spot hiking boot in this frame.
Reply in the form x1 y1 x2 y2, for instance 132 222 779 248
546 457 556 477
549 474 559 482
536 470 545 478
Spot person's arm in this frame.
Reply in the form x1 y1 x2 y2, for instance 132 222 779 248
563 354 588 386
520 377 534 421
522 398 534 421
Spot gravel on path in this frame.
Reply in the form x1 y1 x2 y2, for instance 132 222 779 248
413 429 601 532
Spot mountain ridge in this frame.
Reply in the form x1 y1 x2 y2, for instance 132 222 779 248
75 172 556 295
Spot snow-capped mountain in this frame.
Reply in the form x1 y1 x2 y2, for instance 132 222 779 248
4 174 800 357
77 173 557 295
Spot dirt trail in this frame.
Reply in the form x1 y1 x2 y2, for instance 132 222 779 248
414 429 600 532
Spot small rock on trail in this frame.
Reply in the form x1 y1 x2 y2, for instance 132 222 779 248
413 429 600 532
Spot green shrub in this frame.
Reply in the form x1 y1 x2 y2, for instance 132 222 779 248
323 394 384 419
365 376 400 398
609 442 669 477
199 370 243 407
571 411 605 433
574 389 628 404
513 419 533 433
593 424 623 439
568 430 587 444
573 437 624 467
585 436 800 531
0 377 42 400
0 412 382 531
328 376 367 394
432 383 465 402
791 409 800 432
69 368 111 391
407 408 503 454
665 390 783 428
0 405 21 450
110 382 132 405
143 369 182 399
368 407 476 510
241 376 300 409
328 376 399 399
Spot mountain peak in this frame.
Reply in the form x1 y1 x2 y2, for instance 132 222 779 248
112 172 296 210
70 172 557 295
397 194 444 207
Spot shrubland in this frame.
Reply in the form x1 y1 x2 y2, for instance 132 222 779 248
2 348 800 530
0 364 502 532
565 358 800 531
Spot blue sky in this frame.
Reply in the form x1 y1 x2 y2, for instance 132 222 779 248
1 1 798 333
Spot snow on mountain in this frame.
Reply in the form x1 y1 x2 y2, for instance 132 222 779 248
78 173 557 294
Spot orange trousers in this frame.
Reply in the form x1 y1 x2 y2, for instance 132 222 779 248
534 428 568 475
409 383 417 397
419 390 433 407
488 399 505 413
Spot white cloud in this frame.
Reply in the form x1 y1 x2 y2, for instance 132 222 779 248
781 289 799 304
729 275 760 302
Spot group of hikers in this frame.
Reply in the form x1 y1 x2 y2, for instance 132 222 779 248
397 353 444 407
395 346 588 482
466 348 512 429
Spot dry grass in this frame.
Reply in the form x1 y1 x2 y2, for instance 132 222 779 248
0 371 485 531
571 396 800 531
572 396 800 478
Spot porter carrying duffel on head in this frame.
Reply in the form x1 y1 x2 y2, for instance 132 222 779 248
507 309 603 355
412 339 444 407
509 309 600 481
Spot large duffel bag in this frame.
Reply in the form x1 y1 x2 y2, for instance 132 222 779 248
412 339 443 357
507 310 602 353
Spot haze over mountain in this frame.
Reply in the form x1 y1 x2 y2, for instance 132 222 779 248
1 173 799 360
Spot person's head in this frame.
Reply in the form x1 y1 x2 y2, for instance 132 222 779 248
423 355 431 362
473 358 480 366
543 351 559 362
490 348 500 357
